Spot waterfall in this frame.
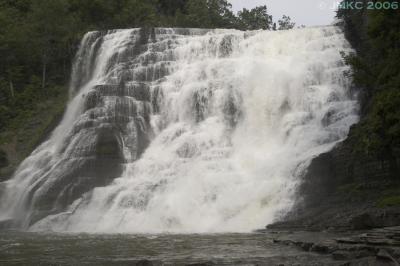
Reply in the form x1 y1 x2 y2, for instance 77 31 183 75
0 27 358 233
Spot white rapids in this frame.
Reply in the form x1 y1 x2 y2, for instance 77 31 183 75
0 26 358 233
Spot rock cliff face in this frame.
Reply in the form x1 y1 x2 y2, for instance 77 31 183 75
276 136 400 231
300 135 399 207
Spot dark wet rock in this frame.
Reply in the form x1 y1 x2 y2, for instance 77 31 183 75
0 149 8 168
185 262 216 266
377 249 400 265
344 256 395 266
0 219 14 230
134 260 153 266
268 189 400 232
332 250 355 260
269 226 400 265
301 242 314 251
25 154 124 225
350 213 377 230
321 109 337 127
310 241 337 253
133 260 164 266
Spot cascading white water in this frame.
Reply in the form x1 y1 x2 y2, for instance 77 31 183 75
0 26 358 233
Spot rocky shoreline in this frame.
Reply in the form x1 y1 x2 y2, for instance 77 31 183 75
265 226 400 266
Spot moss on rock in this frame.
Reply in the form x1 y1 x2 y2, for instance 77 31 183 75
377 196 400 208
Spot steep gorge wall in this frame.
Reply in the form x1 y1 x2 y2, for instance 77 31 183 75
278 136 400 231
300 136 399 207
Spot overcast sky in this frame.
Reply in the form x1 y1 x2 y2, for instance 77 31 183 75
229 0 340 26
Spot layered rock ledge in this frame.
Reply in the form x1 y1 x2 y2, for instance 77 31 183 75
266 226 400 266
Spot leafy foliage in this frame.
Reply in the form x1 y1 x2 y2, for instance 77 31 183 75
337 0 400 176
277 15 295 30
353 89 400 156
237 6 272 30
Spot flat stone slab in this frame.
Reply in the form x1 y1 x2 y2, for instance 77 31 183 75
268 226 400 265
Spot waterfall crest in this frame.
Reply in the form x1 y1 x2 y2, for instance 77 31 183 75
0 27 358 233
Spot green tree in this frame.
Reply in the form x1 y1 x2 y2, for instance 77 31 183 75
117 0 158 28
237 6 273 30
27 0 77 88
207 0 236 28
277 15 295 30
183 0 210 28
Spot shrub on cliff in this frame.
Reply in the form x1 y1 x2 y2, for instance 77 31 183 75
338 0 400 177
